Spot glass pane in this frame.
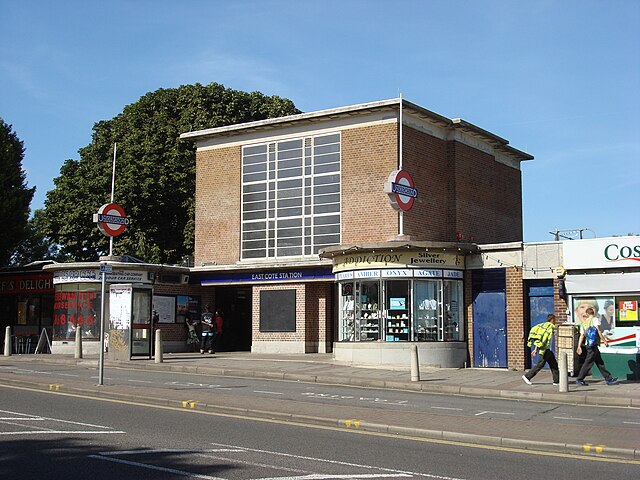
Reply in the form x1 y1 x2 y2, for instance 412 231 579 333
443 280 463 341
385 280 410 341
358 281 380 341
414 280 440 341
340 282 355 341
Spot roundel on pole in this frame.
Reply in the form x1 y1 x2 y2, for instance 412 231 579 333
93 203 130 237
384 169 418 212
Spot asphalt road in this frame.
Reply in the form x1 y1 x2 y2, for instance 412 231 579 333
1 386 638 480
1 362 637 430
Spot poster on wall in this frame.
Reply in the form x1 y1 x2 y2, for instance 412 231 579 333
620 301 638 322
176 295 200 323
109 285 132 330
153 295 176 323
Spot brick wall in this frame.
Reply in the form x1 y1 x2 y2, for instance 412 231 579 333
195 145 241 266
341 124 398 243
252 283 306 344
403 126 450 240
505 267 526 370
450 142 523 243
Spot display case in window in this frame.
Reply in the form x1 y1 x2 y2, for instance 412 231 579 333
358 301 380 341
340 283 355 341
386 296 409 341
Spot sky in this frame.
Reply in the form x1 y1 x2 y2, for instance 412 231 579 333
1 0 638 242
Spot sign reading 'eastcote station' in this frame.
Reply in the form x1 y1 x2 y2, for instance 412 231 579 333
563 237 640 270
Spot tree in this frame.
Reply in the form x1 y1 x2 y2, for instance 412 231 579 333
9 209 66 265
0 118 35 266
41 83 299 263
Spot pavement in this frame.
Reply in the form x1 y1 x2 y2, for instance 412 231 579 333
1 350 639 461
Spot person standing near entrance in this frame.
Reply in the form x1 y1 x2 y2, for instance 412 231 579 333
200 305 215 354
575 306 617 386
211 309 224 354
522 314 559 385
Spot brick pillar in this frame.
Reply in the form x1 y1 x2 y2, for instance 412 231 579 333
506 267 526 370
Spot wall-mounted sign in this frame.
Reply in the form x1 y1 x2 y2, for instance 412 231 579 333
563 237 640 270
93 202 130 237
384 169 417 211
333 250 463 272
53 269 149 284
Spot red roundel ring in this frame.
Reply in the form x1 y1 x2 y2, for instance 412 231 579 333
385 169 417 212
96 203 129 237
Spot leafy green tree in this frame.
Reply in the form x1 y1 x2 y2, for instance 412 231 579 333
9 209 66 265
0 118 35 266
41 83 299 263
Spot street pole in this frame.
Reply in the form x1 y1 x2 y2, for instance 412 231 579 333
98 269 106 385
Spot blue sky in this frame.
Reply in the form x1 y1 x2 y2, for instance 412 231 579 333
1 0 638 242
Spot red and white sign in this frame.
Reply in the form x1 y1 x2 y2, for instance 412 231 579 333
93 203 130 237
384 169 417 212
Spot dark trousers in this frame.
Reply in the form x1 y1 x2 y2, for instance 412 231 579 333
525 349 559 383
200 332 215 351
577 346 613 382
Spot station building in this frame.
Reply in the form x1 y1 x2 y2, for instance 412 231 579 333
181 98 536 368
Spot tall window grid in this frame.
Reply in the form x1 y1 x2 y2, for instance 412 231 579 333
241 133 341 260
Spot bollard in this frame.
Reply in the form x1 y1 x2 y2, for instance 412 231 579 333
559 351 568 393
410 344 420 381
155 329 163 363
4 326 11 357
75 325 83 359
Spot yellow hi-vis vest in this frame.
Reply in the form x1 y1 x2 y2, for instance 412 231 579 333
527 321 555 351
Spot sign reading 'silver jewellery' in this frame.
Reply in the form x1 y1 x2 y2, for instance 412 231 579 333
333 250 464 272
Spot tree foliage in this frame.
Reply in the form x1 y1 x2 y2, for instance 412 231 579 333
9 209 66 266
0 118 35 266
41 83 299 263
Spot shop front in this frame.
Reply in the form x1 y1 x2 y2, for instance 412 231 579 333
44 260 192 355
0 263 54 354
563 237 640 380
321 242 475 367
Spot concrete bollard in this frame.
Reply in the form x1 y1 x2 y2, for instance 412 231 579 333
559 351 568 393
4 326 11 356
410 344 420 381
75 325 83 359
155 329 163 363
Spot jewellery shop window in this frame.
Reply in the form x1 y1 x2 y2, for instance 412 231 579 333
339 281 381 341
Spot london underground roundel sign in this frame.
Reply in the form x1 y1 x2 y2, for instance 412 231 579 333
384 169 418 212
93 203 130 237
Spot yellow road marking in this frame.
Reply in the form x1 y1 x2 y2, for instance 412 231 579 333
182 400 196 408
0 382 637 465
48 384 63 391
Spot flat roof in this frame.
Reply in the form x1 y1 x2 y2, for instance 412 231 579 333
180 98 533 161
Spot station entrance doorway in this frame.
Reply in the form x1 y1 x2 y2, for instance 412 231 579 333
215 286 252 352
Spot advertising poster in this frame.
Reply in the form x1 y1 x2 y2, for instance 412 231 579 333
153 295 175 323
109 285 132 330
620 301 638 322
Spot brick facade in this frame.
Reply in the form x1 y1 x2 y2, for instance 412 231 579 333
187 99 532 364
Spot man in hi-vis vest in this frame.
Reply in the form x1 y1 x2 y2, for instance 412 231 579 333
522 314 559 385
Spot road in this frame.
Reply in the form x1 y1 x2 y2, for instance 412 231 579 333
0 362 637 429
1 386 638 480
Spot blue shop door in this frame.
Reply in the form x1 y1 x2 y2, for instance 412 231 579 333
472 269 507 368
526 282 555 369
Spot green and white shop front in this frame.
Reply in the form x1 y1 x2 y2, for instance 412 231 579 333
563 237 640 380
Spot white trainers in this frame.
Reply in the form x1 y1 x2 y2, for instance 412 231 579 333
522 375 532 385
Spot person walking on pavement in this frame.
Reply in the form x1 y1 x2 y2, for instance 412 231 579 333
575 306 617 386
522 314 559 385
199 305 215 354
